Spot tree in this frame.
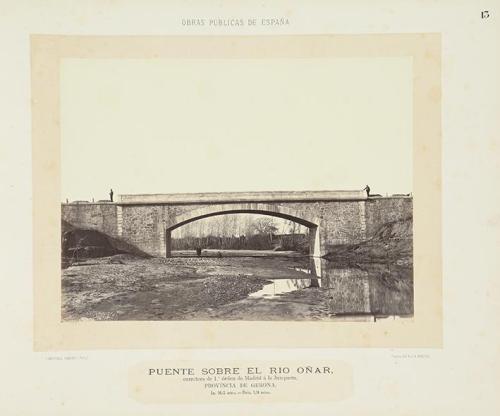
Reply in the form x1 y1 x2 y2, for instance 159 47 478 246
250 217 278 244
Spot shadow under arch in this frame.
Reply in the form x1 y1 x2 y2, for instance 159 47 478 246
164 203 322 258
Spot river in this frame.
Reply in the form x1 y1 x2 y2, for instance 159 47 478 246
61 251 413 321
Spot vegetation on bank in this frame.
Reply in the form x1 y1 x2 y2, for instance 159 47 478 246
172 215 309 253
171 233 309 253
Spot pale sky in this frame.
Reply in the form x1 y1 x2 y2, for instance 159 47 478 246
60 57 412 202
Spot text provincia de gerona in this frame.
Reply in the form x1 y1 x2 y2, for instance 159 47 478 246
182 18 290 27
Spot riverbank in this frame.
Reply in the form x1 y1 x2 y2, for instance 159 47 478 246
323 217 413 266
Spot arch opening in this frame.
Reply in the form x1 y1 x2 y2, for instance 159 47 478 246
164 208 321 258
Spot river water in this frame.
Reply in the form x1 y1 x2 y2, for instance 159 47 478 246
62 252 414 321
243 257 413 320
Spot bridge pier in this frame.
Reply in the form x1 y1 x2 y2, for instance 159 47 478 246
165 229 172 258
309 225 322 257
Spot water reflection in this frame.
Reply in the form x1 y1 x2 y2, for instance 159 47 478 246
249 277 321 298
249 257 413 319
319 260 413 317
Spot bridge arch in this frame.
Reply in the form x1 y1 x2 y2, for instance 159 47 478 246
164 203 322 258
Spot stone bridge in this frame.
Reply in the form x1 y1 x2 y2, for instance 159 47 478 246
62 190 412 257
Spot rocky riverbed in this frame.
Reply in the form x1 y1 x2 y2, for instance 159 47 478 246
62 255 326 321
61 253 412 321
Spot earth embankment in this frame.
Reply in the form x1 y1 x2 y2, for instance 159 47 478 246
62 220 149 267
323 217 413 265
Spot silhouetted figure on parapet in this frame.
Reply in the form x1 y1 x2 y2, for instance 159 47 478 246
364 185 371 197
109 189 114 202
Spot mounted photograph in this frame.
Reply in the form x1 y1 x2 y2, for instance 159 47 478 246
32 34 441 349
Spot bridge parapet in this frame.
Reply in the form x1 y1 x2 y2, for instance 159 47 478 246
118 190 368 205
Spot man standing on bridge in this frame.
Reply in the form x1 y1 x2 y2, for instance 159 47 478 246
109 189 114 202
364 185 370 197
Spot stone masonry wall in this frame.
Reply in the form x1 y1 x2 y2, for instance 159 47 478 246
119 201 368 257
364 197 413 238
62 203 118 237
120 205 166 256
314 201 367 254
61 197 412 257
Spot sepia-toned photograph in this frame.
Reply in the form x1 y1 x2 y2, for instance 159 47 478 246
5 2 496 414
59 53 414 322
